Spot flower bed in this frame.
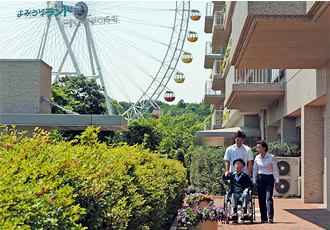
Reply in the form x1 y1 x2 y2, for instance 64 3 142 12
177 205 227 228
185 186 208 195
186 193 214 206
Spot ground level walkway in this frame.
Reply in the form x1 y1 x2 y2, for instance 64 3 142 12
173 197 330 230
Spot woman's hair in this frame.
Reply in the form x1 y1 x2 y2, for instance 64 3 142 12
256 140 268 152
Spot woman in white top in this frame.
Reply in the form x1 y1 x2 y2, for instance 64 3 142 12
253 140 280 224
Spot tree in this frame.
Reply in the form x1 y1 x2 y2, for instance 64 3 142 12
51 75 107 114
113 118 161 151
51 75 112 141
110 98 124 115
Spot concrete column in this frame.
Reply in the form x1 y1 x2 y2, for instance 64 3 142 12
325 61 330 211
301 105 324 203
265 126 277 143
281 117 296 143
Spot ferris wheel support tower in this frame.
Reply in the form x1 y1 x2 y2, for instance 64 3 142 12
36 1 113 115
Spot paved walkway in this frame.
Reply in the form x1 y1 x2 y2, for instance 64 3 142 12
173 197 330 230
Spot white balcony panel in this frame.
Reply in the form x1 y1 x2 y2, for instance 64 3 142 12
204 81 225 105
211 60 225 91
204 42 225 69
212 11 231 48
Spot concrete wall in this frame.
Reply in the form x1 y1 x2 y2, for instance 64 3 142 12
301 105 324 203
0 60 52 114
267 69 325 128
286 69 325 116
281 117 296 143
247 1 306 15
0 59 52 137
323 60 330 211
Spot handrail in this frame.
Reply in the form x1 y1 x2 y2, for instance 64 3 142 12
206 2 214 17
205 81 224 95
213 59 224 76
214 10 225 28
205 41 226 55
234 69 283 83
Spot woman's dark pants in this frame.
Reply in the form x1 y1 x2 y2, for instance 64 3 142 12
257 174 275 221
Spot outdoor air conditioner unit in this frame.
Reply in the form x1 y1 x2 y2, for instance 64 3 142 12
273 157 300 197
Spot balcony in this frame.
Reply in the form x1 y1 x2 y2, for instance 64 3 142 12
204 81 225 105
204 41 226 69
203 109 223 131
211 59 225 91
224 68 285 113
212 11 231 49
205 2 225 33
231 1 330 69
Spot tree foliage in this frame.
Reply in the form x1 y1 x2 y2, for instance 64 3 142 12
51 75 107 115
142 99 211 122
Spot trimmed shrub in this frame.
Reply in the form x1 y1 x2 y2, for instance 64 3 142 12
0 126 187 230
251 141 301 158
189 147 228 195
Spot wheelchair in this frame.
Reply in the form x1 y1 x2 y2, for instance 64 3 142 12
223 190 255 224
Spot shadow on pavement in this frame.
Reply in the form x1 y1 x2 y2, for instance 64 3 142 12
284 208 330 230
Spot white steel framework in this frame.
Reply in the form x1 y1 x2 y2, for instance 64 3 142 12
123 1 190 119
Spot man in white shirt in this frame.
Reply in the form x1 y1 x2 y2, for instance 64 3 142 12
224 131 254 177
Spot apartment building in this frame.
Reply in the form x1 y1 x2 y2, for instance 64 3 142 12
194 1 330 210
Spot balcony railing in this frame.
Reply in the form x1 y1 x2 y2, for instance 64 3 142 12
204 121 212 131
205 42 226 55
212 109 223 128
205 81 224 95
234 69 283 84
213 59 224 76
206 2 214 17
214 10 225 28
204 109 223 131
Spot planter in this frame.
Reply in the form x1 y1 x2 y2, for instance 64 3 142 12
189 220 218 230
198 201 210 208
189 201 209 209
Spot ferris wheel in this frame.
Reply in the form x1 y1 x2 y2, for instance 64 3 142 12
0 1 201 119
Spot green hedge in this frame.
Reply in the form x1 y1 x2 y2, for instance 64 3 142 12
0 126 187 230
189 147 228 196
251 141 301 158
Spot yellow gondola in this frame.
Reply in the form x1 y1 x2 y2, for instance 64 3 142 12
190 10 201 21
187 31 198 42
181 52 193 63
174 72 185 83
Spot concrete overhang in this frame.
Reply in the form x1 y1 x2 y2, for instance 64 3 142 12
0 114 129 131
224 83 285 113
211 74 225 91
212 26 231 48
204 54 224 69
194 126 261 146
231 2 330 69
204 94 225 105
205 16 213 33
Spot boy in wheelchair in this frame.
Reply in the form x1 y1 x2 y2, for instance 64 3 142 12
223 158 253 222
